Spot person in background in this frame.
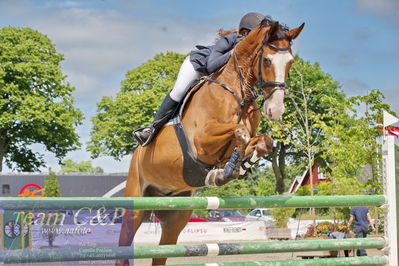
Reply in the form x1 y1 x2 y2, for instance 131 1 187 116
347 206 376 256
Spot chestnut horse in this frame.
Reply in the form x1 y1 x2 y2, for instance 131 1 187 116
117 20 304 266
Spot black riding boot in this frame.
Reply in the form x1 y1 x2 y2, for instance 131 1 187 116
133 93 179 146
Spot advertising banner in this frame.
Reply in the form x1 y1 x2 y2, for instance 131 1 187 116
30 220 267 248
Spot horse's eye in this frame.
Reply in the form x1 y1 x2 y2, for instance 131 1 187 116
263 58 271 66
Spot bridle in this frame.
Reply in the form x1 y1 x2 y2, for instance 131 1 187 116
203 25 292 122
254 41 291 101
239 31 292 106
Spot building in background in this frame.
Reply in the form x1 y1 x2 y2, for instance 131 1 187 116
287 163 330 194
0 172 127 197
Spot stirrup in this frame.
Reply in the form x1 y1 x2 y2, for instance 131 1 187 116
133 126 154 146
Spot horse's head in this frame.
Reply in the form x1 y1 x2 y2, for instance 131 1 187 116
238 20 304 121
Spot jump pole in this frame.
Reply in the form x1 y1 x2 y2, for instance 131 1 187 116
0 195 385 211
0 238 386 264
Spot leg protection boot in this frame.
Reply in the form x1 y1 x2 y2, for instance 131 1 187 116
223 148 240 179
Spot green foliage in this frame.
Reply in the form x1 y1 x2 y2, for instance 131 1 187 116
59 158 104 173
284 163 306 185
263 56 345 150
350 90 393 127
253 178 275 196
263 56 393 195
324 176 366 221
42 169 61 246
198 179 252 197
270 207 296 228
348 90 395 195
295 178 366 220
43 170 61 197
88 52 187 159
195 179 253 218
319 89 395 195
0 27 83 171
263 56 346 193
295 185 311 196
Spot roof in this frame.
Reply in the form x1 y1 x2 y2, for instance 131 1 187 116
288 168 308 194
0 172 127 197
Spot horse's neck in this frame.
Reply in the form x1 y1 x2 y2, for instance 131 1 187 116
216 63 241 88
214 52 256 100
219 40 259 89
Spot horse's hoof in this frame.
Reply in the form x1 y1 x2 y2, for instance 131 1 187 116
205 169 226 186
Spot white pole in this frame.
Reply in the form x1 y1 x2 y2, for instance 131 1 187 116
383 135 397 265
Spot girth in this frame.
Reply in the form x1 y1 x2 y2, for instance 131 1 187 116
173 115 213 187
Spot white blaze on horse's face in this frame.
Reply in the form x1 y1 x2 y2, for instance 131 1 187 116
264 50 294 121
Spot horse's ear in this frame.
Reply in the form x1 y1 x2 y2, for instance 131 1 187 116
287 23 305 40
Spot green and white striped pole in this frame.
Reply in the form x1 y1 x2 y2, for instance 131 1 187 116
0 195 386 211
0 238 386 264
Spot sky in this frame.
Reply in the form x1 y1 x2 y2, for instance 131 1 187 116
1 0 398 173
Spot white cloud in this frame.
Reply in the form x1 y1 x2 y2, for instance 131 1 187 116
32 7 216 74
0 0 34 20
29 6 216 102
44 0 81 9
355 0 399 26
65 69 100 93
0 3 221 173
340 79 369 96
383 84 399 115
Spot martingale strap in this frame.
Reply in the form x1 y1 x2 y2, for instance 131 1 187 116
202 77 252 124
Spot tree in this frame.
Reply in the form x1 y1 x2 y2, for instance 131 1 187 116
262 56 346 193
349 90 396 195
88 52 186 159
42 170 61 247
0 27 83 172
43 170 61 197
270 206 296 228
59 158 104 173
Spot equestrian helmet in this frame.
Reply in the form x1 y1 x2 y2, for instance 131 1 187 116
239 12 265 31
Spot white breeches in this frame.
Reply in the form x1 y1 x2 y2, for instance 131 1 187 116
169 56 204 102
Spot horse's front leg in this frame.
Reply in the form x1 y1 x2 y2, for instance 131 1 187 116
223 125 251 179
194 123 272 186
238 133 273 178
224 133 273 179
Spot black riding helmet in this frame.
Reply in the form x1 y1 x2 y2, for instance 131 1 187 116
239 12 266 32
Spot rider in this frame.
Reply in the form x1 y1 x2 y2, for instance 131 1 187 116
134 12 267 146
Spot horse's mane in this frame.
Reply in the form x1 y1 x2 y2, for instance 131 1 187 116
215 29 239 42
214 16 289 43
